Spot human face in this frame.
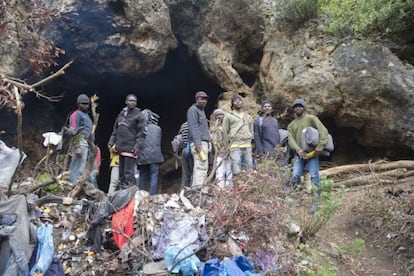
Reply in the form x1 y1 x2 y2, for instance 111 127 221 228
215 113 224 122
262 103 273 115
79 102 90 112
196 96 208 108
126 96 137 109
293 105 305 117
232 98 243 110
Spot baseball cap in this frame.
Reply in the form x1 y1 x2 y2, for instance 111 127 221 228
195 91 209 99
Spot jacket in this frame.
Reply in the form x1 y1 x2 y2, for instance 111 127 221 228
69 109 93 143
187 104 210 146
108 107 146 153
137 122 164 165
253 115 280 156
222 110 253 147
287 113 328 152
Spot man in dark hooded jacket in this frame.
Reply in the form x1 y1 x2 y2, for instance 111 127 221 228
108 94 146 186
137 109 164 195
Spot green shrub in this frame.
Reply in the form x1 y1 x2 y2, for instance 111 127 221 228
299 179 344 241
274 0 319 33
319 0 413 37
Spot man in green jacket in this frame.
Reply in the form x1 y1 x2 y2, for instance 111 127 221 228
288 98 329 213
223 94 254 175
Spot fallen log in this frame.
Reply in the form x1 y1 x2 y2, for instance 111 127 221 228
334 168 407 187
321 160 414 178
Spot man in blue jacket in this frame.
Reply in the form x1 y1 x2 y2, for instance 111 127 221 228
108 94 146 187
68 94 94 184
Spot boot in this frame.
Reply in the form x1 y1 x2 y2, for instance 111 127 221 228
308 186 321 214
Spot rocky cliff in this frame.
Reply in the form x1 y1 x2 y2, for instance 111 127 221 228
1 0 413 158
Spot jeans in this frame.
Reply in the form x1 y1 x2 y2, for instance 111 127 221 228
69 144 89 184
119 156 136 186
107 166 119 195
230 147 253 175
292 155 320 187
138 163 160 195
181 147 194 187
216 156 233 188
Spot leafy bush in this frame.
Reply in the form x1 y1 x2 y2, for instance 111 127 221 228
319 0 414 37
274 0 319 33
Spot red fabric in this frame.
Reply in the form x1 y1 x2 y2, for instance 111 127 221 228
70 110 79 128
95 147 101 173
111 197 135 249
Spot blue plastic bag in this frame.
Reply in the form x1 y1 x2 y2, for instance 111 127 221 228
30 223 54 276
164 246 201 276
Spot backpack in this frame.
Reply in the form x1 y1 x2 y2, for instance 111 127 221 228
171 134 184 157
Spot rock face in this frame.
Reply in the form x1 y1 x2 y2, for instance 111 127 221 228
1 0 413 155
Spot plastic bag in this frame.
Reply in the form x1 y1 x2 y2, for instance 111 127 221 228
30 223 54 275
164 246 201 276
0 140 21 187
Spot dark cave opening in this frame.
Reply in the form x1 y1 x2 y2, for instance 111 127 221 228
24 45 224 191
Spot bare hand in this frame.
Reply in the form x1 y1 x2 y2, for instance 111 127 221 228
297 149 306 159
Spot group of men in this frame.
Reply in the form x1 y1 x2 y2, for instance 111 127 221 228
181 91 329 211
68 91 329 212
68 94 163 195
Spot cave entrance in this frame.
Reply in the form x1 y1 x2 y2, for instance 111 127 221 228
44 45 223 191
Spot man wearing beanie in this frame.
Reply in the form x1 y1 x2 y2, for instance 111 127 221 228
287 98 329 213
223 94 254 175
211 108 233 187
253 99 281 159
187 91 211 188
68 94 94 185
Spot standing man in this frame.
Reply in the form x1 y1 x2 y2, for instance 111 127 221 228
68 94 94 184
253 99 281 159
222 94 254 175
137 109 164 195
108 94 146 187
187 91 211 188
287 98 329 213
211 109 233 188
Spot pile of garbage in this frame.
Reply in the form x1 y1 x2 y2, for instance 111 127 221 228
0 172 300 275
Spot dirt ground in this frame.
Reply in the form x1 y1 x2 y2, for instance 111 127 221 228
317 187 403 276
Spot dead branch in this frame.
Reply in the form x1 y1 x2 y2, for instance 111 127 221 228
321 160 414 178
334 168 407 187
22 172 70 194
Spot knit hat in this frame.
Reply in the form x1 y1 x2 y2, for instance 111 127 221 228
261 99 272 107
77 94 90 104
292 98 306 110
231 94 243 109
213 109 224 116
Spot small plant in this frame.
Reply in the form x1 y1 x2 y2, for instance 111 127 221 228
298 178 344 241
339 238 366 258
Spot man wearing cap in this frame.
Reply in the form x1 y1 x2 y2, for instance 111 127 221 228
108 94 146 187
253 99 281 159
187 91 211 188
287 98 328 213
68 94 94 184
211 108 233 188
222 94 254 175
